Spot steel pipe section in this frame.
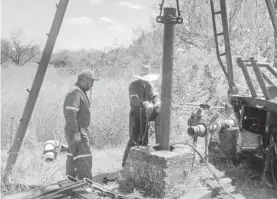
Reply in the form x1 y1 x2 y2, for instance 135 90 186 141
187 116 237 138
187 123 207 137
209 117 237 134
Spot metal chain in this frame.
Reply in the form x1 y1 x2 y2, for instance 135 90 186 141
156 0 183 24
175 0 183 23
156 0 165 23
176 0 181 17
159 0 165 17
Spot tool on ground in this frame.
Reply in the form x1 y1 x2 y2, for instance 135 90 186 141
83 178 138 199
26 176 86 199
10 175 144 199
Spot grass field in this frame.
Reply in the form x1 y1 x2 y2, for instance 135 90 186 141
0 54 216 197
2 49 276 197
1 62 185 195
1 63 131 149
1 63 134 194
0 51 238 193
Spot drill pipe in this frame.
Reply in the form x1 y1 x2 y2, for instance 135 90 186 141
209 117 237 134
187 124 207 137
187 117 237 138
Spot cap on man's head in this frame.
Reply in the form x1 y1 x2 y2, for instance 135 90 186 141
78 69 99 81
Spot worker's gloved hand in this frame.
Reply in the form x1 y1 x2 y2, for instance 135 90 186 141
142 101 153 109
73 131 81 143
80 127 88 136
153 100 161 108
80 127 89 143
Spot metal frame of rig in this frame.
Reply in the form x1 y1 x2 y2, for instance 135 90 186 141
209 0 277 186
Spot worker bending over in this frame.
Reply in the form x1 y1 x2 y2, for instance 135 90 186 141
122 65 161 167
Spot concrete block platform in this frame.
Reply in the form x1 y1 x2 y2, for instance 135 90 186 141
122 145 195 198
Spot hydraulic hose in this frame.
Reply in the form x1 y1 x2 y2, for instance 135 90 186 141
171 142 237 199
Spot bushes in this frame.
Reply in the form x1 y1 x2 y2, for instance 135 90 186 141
0 46 262 150
3 8 277 150
1 30 40 66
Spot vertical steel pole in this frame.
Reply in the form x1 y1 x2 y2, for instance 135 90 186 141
265 0 277 34
3 0 69 183
220 0 238 94
156 7 176 150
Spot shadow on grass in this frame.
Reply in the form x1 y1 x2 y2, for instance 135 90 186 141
92 170 122 185
92 169 147 198
207 152 277 199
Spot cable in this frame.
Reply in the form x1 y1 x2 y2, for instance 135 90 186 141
171 142 237 199
159 0 164 16
176 0 181 17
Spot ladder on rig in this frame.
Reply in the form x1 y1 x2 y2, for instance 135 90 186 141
210 0 277 97
210 0 237 94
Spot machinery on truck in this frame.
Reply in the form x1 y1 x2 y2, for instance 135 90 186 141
187 0 277 188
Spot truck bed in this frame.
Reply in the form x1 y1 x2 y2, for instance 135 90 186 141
229 94 277 113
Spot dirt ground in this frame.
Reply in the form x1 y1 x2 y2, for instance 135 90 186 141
87 144 277 199
97 142 277 199
2 141 277 199
179 159 277 199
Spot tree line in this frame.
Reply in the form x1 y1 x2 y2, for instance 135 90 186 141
1 0 277 69
1 29 40 66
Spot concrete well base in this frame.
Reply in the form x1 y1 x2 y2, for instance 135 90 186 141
122 145 195 198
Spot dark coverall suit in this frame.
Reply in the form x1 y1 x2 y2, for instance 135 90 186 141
122 80 159 167
63 82 92 180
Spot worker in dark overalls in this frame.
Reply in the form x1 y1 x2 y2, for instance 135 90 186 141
122 65 161 167
63 69 99 180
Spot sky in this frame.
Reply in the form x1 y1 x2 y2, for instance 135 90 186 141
1 0 161 51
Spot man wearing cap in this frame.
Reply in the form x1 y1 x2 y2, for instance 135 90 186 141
63 69 99 180
122 65 161 167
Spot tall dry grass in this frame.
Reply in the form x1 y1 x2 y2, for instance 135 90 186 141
1 64 131 150
3 49 268 150
0 144 128 194
1 64 132 193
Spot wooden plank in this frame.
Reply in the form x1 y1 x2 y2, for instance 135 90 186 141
3 0 70 182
